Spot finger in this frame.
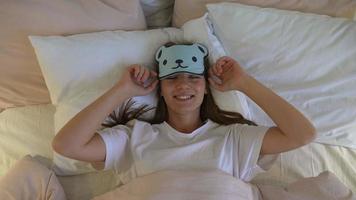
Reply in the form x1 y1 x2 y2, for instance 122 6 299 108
129 65 139 79
137 66 145 81
222 60 234 72
217 59 228 72
210 64 217 76
216 58 223 68
142 70 158 87
128 66 138 82
220 56 232 62
150 70 158 77
140 68 150 82
216 56 228 64
216 62 224 75
219 56 233 69
145 79 159 91
134 65 142 78
217 56 229 63
210 63 219 76
208 68 217 82
150 70 158 81
212 74 223 85
208 77 222 91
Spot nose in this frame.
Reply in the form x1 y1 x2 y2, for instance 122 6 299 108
175 59 183 64
174 75 191 89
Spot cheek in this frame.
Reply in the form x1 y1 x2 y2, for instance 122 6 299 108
160 82 170 97
196 81 207 94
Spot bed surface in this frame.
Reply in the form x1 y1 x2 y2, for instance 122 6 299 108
0 104 355 199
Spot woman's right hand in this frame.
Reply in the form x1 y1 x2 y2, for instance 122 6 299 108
115 64 159 97
53 64 158 164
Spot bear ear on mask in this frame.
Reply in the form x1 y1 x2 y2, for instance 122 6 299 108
193 43 208 57
155 45 166 62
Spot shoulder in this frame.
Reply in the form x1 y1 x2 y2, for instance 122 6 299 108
129 119 163 136
229 122 268 133
202 120 237 136
98 119 148 135
131 119 161 130
210 120 269 136
208 120 243 132
113 119 154 130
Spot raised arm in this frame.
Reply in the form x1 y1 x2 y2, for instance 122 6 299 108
208 56 316 155
52 65 158 163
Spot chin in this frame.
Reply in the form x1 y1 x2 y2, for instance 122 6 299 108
168 104 201 115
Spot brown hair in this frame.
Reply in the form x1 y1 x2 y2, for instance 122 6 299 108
102 42 256 128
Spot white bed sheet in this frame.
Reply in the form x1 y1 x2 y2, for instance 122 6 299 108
0 104 355 199
0 104 54 176
253 142 356 193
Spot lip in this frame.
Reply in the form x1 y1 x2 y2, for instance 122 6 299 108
173 95 195 101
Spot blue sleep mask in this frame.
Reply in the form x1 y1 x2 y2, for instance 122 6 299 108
155 43 208 80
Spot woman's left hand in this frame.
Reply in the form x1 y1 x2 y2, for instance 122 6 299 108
208 56 247 92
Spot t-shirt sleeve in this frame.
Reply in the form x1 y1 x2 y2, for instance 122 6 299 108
233 124 270 182
97 124 133 173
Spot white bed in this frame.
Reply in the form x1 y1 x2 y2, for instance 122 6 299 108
1 104 355 199
1 0 356 199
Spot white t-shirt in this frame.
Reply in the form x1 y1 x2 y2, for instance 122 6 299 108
97 119 269 184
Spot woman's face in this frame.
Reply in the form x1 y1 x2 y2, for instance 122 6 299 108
160 73 207 116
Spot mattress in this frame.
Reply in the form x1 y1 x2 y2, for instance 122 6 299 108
0 104 355 199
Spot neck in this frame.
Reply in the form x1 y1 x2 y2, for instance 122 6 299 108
167 112 203 134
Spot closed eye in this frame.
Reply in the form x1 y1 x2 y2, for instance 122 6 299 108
166 76 177 79
189 75 203 79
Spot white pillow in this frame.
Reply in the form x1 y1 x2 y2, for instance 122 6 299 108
30 28 184 175
140 0 175 28
206 3 356 148
30 27 248 175
182 14 251 120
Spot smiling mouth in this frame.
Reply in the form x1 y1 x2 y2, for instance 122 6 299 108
174 95 194 101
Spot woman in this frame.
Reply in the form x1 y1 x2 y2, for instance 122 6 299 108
52 42 316 184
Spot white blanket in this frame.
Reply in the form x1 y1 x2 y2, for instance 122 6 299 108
93 169 260 200
93 169 355 200
1 158 354 200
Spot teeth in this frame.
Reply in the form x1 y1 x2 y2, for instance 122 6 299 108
175 95 193 100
